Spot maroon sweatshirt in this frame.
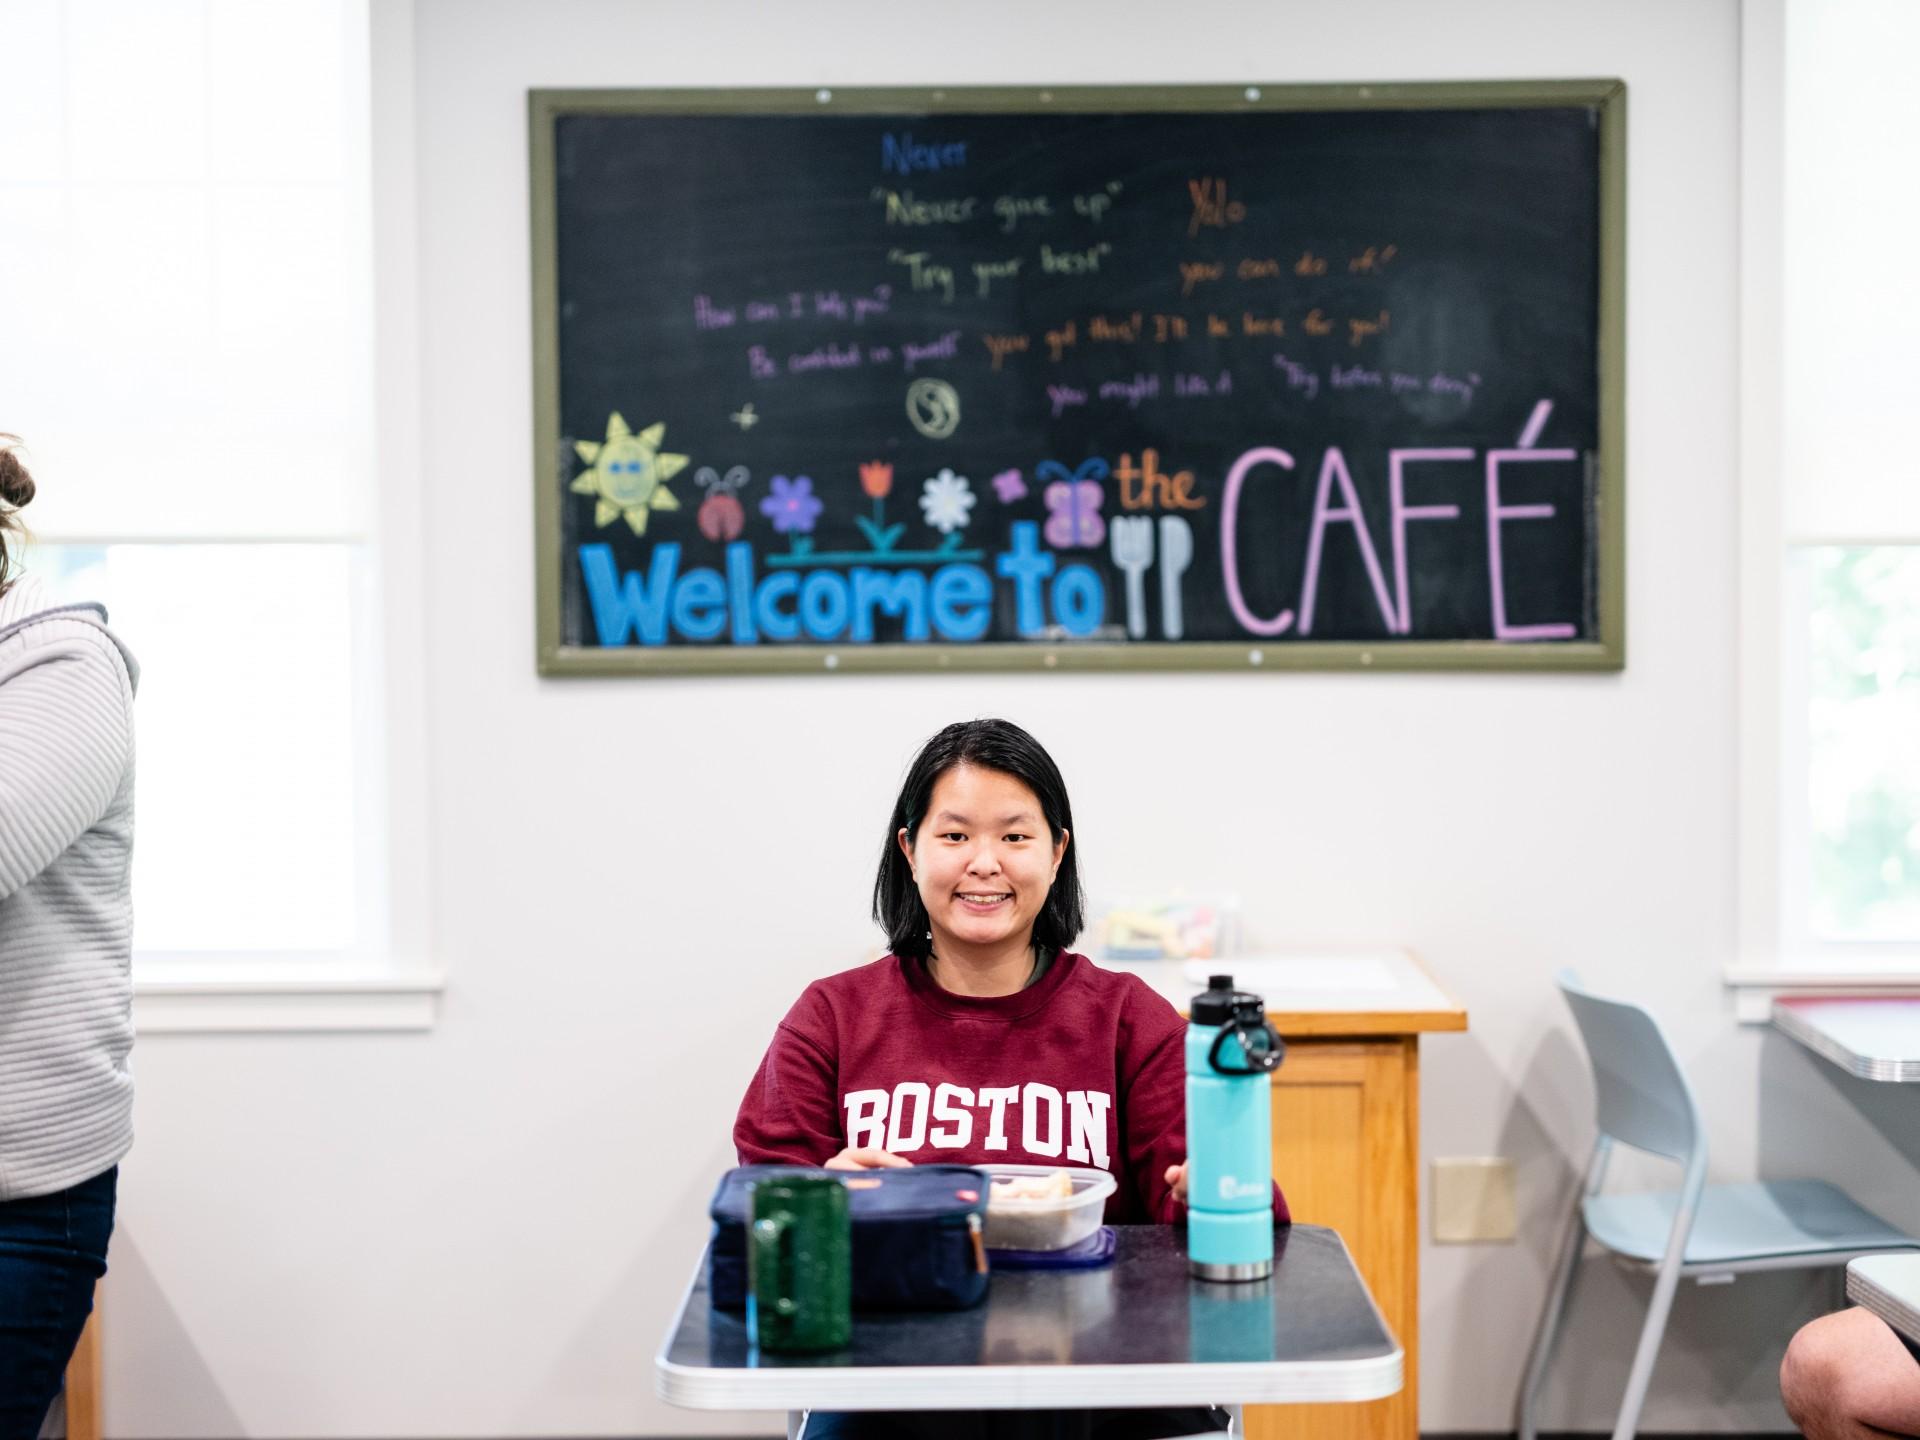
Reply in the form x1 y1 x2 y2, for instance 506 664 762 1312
733 950 1290 1226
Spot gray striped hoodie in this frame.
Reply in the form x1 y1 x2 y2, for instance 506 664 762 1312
0 575 137 1201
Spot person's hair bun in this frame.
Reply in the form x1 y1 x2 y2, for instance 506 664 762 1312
0 436 35 509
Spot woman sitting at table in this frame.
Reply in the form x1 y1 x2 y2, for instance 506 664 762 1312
733 717 1288 1440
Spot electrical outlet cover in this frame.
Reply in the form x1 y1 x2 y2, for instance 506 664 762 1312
1432 1157 1517 1243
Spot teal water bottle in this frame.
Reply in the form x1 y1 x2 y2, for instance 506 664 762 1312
1186 975 1285 1280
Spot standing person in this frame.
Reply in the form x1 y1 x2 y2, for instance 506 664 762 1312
734 717 1288 1440
0 437 138 1440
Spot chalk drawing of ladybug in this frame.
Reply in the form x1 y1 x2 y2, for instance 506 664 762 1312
695 466 750 542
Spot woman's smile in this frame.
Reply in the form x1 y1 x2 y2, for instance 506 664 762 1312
899 762 1069 976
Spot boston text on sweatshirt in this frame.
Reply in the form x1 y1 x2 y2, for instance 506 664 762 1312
733 951 1290 1226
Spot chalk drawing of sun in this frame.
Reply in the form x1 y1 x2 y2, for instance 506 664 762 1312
570 412 689 535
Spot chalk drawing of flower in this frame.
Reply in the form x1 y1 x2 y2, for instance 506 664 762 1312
760 474 824 535
918 468 975 535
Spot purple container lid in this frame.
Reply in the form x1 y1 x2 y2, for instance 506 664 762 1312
988 1225 1117 1270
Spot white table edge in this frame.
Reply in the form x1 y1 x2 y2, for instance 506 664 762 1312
654 1227 1404 1411
1772 1000 1920 1083
1848 1258 1920 1344
653 1348 1403 1410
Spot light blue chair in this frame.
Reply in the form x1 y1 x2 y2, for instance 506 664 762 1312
1516 970 1918 1440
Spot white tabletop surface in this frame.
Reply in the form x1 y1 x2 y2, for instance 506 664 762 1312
1097 948 1460 1019
1849 1254 1920 1342
1772 997 1920 1082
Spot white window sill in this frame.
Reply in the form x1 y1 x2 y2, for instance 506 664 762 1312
1725 962 1920 1022
132 962 446 1034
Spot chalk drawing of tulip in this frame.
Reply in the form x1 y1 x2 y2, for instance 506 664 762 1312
854 461 906 554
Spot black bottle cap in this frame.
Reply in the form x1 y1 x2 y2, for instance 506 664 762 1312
1190 974 1268 1027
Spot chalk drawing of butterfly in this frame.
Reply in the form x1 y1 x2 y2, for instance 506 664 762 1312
1039 458 1109 549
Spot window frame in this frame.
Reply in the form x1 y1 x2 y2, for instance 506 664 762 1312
1730 0 1920 1016
120 0 443 1031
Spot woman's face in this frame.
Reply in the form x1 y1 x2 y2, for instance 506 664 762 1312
898 763 1069 964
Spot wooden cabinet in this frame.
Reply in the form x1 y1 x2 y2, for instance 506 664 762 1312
64 1295 102 1440
1144 952 1462 1440
1247 1037 1421 1440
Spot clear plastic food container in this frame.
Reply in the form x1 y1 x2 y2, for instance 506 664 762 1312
979 1164 1117 1251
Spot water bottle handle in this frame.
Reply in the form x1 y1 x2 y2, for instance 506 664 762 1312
751 1215 799 1317
1207 1016 1285 1074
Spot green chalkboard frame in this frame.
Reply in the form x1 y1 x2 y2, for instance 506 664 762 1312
530 80 1626 677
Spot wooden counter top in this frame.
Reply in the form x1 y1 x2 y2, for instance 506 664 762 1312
1096 949 1468 1036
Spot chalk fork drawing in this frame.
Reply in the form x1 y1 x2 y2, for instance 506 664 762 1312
570 413 689 535
1109 516 1155 638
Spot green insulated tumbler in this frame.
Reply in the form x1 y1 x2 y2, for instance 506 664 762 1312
748 1176 852 1353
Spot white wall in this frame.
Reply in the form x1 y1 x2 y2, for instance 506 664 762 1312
100 0 1920 1434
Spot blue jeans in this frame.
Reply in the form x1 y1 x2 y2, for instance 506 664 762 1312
0 1167 116 1440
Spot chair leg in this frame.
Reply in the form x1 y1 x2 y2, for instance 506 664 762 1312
1517 1203 1590 1440
1610 1254 1684 1440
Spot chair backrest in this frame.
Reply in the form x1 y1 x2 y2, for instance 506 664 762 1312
1555 969 1704 1167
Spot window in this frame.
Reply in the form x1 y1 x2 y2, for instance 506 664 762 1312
1793 546 1920 945
0 1 421 1007
36 544 373 958
1739 0 1920 992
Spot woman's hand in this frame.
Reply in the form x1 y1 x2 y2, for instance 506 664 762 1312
1164 1161 1189 1202
826 1146 913 1170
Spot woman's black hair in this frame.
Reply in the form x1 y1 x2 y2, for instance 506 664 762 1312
873 718 1085 961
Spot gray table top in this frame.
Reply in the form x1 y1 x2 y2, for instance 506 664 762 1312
656 1224 1401 1411
1772 997 1920 1082
1849 1254 1920 1343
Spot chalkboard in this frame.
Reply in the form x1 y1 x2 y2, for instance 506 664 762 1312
530 83 1624 675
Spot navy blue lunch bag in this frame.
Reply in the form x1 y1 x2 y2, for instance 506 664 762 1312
708 1164 991 1311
